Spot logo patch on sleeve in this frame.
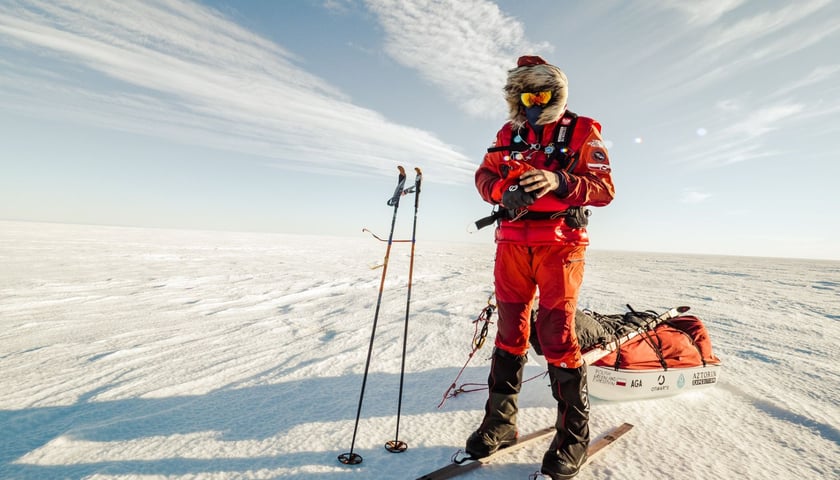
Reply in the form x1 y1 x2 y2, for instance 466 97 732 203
588 150 610 172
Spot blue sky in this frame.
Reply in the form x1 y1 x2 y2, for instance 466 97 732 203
1 0 838 260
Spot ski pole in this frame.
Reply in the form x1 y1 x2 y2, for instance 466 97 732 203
386 167 422 453
339 166 407 466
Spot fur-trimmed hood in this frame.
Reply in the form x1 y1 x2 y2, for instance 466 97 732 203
504 56 568 128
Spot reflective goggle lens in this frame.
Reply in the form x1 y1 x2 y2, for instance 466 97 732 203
520 90 552 107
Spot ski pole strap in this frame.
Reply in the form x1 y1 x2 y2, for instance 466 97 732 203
386 166 407 206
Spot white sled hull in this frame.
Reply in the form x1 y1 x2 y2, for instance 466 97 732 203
588 363 722 401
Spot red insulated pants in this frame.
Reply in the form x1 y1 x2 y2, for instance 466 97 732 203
493 243 586 369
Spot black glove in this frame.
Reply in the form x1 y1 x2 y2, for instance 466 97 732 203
501 184 536 209
554 171 569 197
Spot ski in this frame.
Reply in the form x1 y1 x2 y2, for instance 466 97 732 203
416 427 555 480
530 422 634 479
416 422 633 480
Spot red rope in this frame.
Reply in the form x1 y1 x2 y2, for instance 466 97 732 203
440 371 549 407
437 301 495 408
437 296 551 408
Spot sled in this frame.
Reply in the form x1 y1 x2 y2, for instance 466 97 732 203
576 306 723 401
528 305 725 401
588 363 722 401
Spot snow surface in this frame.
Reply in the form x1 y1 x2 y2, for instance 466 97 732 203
1 220 838 479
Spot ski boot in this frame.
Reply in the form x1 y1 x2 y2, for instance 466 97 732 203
465 348 526 458
541 364 590 479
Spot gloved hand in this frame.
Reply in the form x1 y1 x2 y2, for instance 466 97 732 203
519 169 568 198
501 184 536 209
491 160 534 203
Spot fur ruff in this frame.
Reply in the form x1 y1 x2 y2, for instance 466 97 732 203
504 63 568 128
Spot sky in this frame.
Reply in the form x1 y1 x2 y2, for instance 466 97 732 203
1 0 839 260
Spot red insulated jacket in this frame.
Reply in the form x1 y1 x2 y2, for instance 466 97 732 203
475 114 615 246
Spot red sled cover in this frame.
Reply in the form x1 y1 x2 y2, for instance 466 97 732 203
593 315 721 370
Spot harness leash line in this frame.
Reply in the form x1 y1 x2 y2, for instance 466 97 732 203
438 293 552 408
443 371 549 403
437 295 496 409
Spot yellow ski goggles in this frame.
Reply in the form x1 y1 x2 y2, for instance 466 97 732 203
520 90 552 107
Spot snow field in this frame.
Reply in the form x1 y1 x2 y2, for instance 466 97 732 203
1 221 837 479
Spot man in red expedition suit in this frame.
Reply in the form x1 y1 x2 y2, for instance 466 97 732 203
466 55 615 479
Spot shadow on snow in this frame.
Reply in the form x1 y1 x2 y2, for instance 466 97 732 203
0 365 554 479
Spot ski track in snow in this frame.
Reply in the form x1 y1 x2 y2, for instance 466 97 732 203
0 221 838 479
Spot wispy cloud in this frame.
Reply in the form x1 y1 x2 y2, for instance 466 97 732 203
681 189 712 204
727 103 806 137
0 0 475 182
648 0 838 97
659 0 747 26
646 0 840 168
323 0 353 15
774 64 840 96
670 100 804 167
364 0 549 118
694 0 831 55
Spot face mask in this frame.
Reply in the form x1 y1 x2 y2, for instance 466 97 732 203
525 105 544 128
